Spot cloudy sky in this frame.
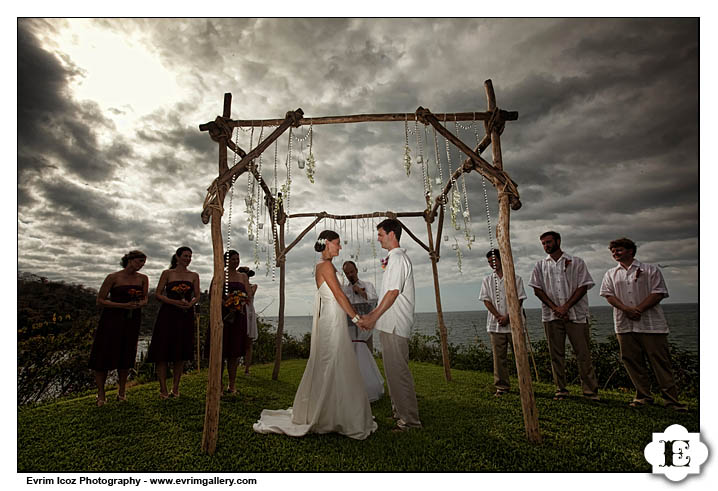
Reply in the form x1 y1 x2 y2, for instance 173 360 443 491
16 18 699 317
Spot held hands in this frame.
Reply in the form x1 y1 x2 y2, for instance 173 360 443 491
497 314 510 326
552 304 570 320
176 298 192 310
357 312 377 331
624 306 642 321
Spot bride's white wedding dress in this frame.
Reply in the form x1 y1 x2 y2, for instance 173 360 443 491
253 281 378 440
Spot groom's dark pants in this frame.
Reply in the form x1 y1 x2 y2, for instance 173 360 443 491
379 330 422 429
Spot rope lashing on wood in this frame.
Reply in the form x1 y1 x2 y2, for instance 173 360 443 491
208 116 234 143
485 107 505 136
286 109 305 128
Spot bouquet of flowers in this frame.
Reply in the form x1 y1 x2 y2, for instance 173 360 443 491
223 290 249 322
170 283 191 296
126 288 144 318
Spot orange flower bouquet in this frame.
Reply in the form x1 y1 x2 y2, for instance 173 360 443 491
223 290 249 322
126 288 144 318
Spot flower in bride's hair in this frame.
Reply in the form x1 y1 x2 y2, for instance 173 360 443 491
317 238 327 246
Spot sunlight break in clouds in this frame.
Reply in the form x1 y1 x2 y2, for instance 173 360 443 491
52 20 183 134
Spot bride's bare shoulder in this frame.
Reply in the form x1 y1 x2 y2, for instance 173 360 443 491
316 260 338 279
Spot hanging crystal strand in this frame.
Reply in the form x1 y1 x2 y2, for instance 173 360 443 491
480 161 501 306
454 238 463 274
271 137 279 282
433 126 445 199
423 124 433 196
313 221 318 277
306 122 316 183
253 125 264 270
284 127 293 226
357 218 361 269
403 117 412 176
444 116 462 231
224 127 241 297
455 118 474 249
415 119 430 205
371 217 377 287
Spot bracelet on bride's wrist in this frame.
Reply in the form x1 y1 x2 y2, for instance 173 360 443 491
351 314 360 324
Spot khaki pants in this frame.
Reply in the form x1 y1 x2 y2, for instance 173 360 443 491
543 320 599 395
379 330 421 428
489 332 513 392
617 332 682 406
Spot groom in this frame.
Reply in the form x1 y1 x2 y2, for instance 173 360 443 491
358 218 422 431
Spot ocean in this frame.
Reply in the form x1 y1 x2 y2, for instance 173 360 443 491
264 303 699 353
136 303 698 361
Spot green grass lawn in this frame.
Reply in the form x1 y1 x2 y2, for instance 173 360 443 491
17 359 698 472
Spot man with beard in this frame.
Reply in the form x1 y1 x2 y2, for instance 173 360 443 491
529 231 600 401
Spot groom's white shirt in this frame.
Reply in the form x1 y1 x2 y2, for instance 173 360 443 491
375 247 415 338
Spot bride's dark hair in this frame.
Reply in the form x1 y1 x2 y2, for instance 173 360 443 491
314 230 340 252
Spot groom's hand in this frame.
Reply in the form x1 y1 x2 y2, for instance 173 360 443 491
359 312 377 331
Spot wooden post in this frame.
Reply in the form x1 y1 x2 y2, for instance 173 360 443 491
425 217 452 382
485 80 541 443
271 202 287 380
201 93 232 455
196 312 201 372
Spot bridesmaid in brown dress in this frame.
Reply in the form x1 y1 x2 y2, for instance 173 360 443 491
146 246 200 399
89 250 148 406
207 250 253 394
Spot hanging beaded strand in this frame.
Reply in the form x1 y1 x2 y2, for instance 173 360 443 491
474 117 501 306
414 118 430 205
403 117 412 176
433 126 445 202
444 115 463 232
224 127 241 297
422 124 433 196
284 127 293 230
371 217 377 287
455 117 474 249
271 137 279 282
306 122 316 183
246 125 255 239
253 125 264 271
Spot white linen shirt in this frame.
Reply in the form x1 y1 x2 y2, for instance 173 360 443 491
528 253 595 323
599 259 670 334
375 247 415 338
341 279 378 305
479 272 527 333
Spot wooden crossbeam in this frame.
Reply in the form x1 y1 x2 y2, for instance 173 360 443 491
213 110 518 128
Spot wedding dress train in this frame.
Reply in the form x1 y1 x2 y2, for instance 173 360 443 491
253 281 377 440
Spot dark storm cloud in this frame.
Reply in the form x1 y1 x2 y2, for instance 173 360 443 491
17 20 134 184
137 104 216 156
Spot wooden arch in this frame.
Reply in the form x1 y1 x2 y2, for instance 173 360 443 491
197 80 540 454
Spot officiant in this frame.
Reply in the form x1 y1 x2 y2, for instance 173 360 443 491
342 261 384 402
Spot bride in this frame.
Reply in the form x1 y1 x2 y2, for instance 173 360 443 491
253 230 378 440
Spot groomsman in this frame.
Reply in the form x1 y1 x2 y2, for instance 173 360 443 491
359 218 421 432
529 231 600 401
479 249 527 396
599 238 687 411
